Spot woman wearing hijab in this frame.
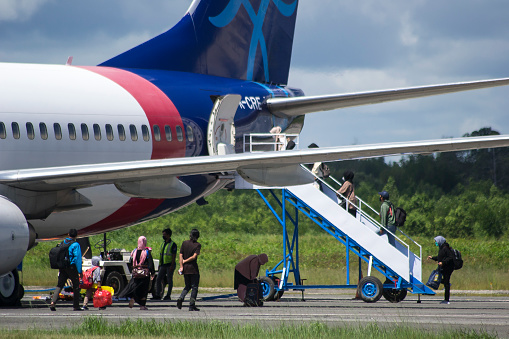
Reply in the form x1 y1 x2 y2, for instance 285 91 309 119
119 236 155 310
427 235 455 304
234 254 269 304
337 170 357 217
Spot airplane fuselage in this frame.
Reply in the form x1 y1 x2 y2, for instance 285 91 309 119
0 62 303 239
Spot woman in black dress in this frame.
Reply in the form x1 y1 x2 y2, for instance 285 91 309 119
119 236 155 310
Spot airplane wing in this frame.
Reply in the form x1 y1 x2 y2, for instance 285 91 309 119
267 78 509 116
1 134 509 191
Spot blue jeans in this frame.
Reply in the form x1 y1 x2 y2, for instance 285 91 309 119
386 224 397 247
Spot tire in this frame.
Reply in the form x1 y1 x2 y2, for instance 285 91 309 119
260 276 276 301
383 288 407 303
104 271 125 296
357 276 383 303
274 289 284 301
0 269 21 306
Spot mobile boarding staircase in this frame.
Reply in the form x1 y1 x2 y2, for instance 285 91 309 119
238 134 435 303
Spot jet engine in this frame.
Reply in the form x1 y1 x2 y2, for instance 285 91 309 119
0 195 33 275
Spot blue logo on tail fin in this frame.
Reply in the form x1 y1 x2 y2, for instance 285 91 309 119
209 0 298 82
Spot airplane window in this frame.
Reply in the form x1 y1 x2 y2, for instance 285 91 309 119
142 125 150 142
129 124 138 141
68 123 76 140
118 124 126 141
81 123 89 141
106 124 113 141
186 124 194 142
40 123 48 140
93 124 101 141
0 122 6 139
54 123 62 140
12 122 20 139
164 125 172 142
176 125 183 141
153 125 161 141
26 122 35 140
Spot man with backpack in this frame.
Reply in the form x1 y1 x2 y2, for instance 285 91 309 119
427 235 455 304
378 190 397 247
49 228 83 311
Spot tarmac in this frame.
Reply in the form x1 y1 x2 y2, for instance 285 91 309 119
1 288 509 337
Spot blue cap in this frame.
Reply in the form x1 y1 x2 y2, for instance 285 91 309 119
378 191 389 200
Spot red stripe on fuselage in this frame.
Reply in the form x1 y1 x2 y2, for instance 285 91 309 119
78 66 185 235
80 66 185 160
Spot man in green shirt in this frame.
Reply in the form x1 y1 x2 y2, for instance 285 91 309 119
378 191 397 247
153 228 177 300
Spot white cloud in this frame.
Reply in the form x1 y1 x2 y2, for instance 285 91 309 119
0 0 51 22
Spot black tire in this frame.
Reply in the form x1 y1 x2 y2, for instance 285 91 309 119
260 276 276 301
0 269 21 306
104 271 125 296
357 276 383 303
382 288 407 303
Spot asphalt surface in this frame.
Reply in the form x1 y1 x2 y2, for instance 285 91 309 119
2 289 509 337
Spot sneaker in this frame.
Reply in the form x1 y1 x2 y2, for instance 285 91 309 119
140 306 148 311
129 298 135 309
81 306 89 311
189 305 200 311
440 300 450 305
49 304 56 312
176 299 183 310
163 296 171 301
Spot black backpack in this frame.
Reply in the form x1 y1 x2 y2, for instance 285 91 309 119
394 207 407 227
451 248 463 270
49 239 75 269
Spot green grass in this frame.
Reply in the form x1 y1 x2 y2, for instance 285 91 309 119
1 317 499 339
21 232 509 290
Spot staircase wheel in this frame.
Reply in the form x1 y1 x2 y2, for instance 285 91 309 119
382 288 408 303
260 276 276 301
357 276 383 303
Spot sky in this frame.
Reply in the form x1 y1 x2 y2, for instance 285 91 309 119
1 0 508 150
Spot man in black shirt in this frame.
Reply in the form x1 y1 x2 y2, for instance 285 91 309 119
176 229 201 311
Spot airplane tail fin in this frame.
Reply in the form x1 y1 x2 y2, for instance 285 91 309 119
99 0 299 85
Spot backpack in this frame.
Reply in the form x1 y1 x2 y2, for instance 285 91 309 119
49 239 75 269
320 163 330 178
394 207 407 227
80 266 99 289
451 248 463 270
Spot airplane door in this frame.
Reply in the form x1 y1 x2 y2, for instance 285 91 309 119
207 94 241 156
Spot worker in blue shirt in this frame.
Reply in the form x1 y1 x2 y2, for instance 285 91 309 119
49 228 82 311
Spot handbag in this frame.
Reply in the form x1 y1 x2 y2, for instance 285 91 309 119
131 265 150 278
426 268 442 290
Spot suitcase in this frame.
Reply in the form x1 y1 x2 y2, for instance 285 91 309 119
244 281 263 307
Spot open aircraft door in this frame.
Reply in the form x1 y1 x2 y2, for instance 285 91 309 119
207 95 240 156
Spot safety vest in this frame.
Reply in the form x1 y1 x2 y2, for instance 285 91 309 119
160 240 175 265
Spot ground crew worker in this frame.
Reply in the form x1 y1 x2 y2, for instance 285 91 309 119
154 228 177 300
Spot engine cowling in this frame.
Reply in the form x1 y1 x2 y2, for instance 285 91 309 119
0 196 31 275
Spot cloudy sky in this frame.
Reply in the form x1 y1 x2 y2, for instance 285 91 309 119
1 0 508 149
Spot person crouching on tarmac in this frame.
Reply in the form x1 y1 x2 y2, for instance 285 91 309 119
81 256 105 310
